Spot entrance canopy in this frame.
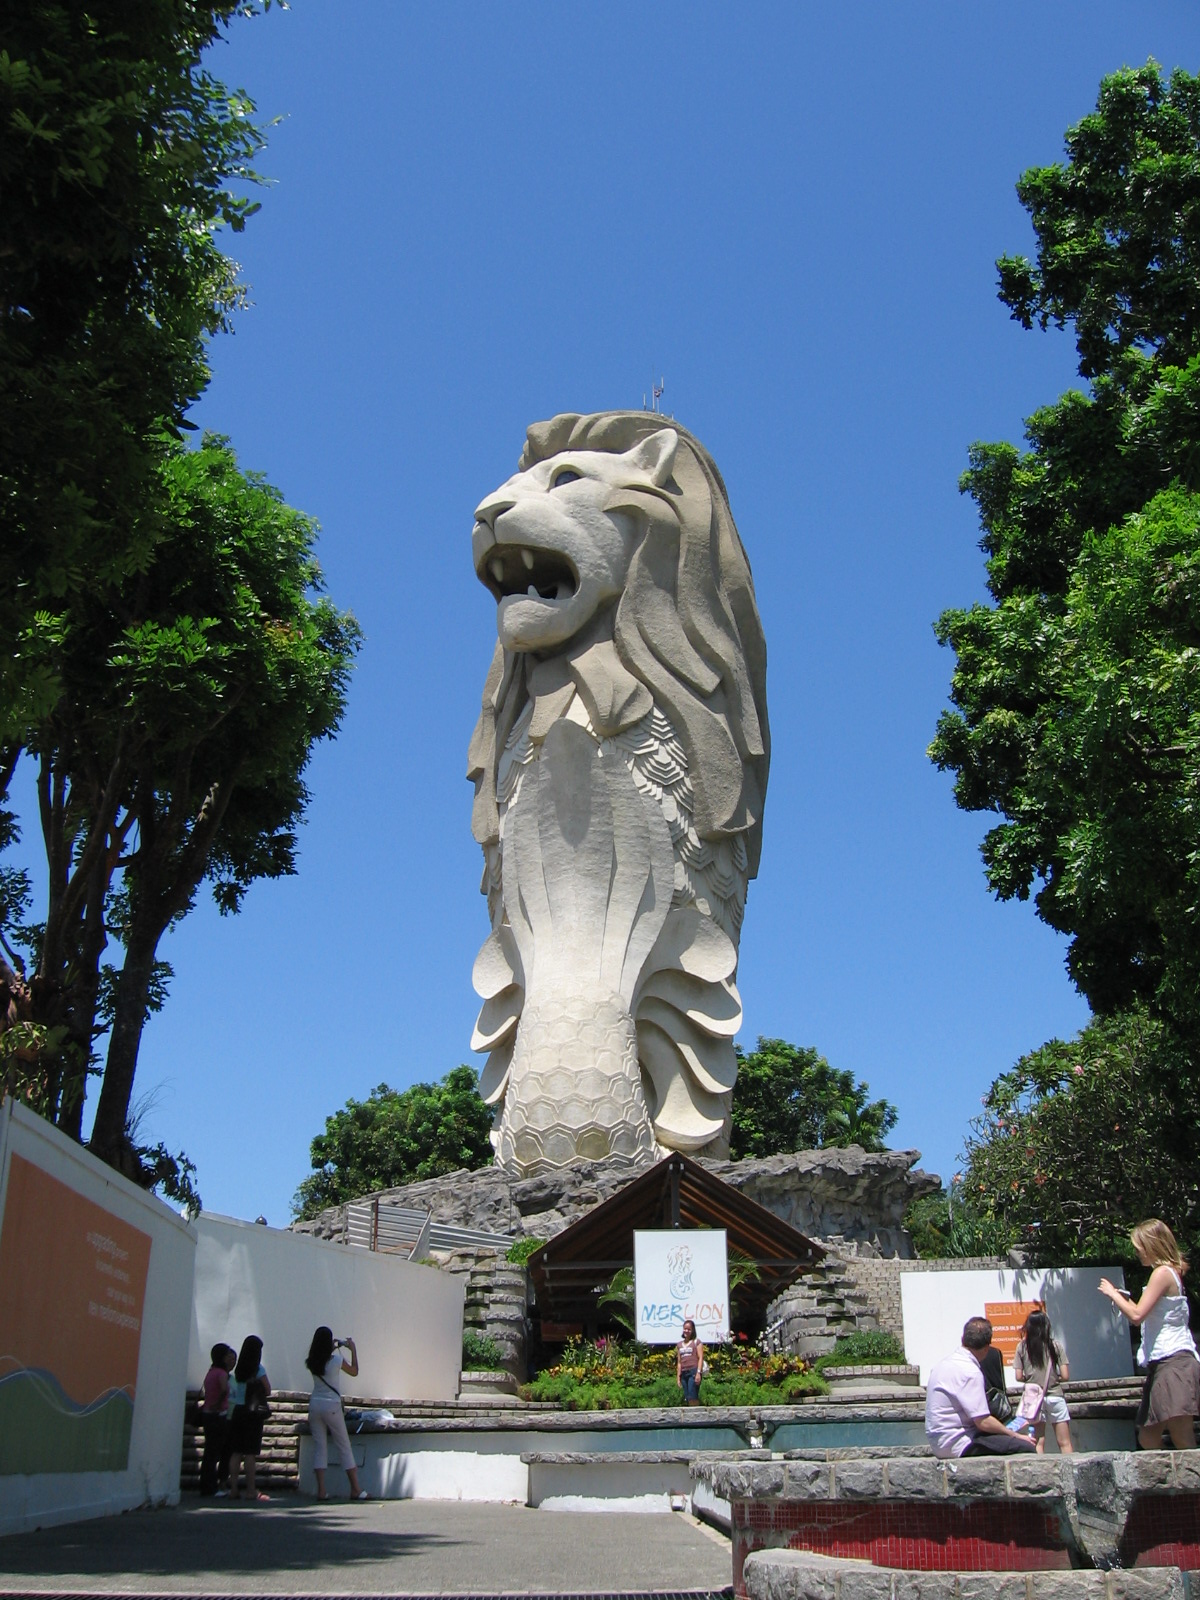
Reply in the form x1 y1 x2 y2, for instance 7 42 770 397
526 1152 825 1334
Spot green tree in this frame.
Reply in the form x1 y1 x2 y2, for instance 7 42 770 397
930 63 1200 1036
2 436 360 1176
293 1067 496 1220
730 1037 897 1161
960 1008 1200 1265
1 1 269 743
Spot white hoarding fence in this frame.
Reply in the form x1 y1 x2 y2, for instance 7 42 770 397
899 1265 1135 1385
634 1229 730 1344
189 1212 465 1399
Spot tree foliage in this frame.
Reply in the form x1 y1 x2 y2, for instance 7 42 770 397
730 1037 897 1162
0 5 363 1197
959 1008 1200 1266
292 1067 496 1220
2 435 360 1174
0 0 268 740
930 63 1200 1034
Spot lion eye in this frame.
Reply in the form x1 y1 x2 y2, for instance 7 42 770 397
551 468 582 488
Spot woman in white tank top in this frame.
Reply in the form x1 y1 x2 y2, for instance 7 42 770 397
1099 1219 1198 1450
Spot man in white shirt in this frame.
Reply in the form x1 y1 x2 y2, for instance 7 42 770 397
925 1317 1038 1458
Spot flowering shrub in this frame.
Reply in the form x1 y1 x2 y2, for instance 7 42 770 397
520 1336 828 1409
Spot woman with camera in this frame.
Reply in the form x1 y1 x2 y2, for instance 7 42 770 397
305 1326 368 1500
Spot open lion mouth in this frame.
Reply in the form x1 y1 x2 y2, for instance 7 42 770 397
479 543 578 604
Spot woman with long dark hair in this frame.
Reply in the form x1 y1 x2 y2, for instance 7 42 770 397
305 1326 367 1501
228 1335 272 1500
1100 1219 1199 1450
1013 1310 1072 1453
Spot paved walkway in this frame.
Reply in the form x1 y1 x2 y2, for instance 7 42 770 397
0 1499 733 1597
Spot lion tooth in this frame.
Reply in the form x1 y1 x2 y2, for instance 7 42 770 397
490 557 504 583
527 584 540 599
521 549 534 570
555 581 570 599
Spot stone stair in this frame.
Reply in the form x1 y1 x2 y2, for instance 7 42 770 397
180 1390 306 1493
762 1257 880 1359
451 1248 530 1380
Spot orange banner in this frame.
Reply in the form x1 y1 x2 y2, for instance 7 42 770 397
0 1153 151 1473
985 1299 1044 1363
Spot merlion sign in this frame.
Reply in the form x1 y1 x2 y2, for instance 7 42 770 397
634 1229 730 1344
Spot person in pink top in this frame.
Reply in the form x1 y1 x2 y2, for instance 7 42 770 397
199 1343 236 1496
925 1317 1037 1458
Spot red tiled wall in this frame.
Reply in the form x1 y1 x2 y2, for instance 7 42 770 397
732 1501 1069 1596
1121 1495 1200 1570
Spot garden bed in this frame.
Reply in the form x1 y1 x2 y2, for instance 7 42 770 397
520 1337 830 1410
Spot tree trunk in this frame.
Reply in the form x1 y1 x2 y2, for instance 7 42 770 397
57 848 111 1139
89 925 162 1164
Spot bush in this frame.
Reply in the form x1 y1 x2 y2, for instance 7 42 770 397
505 1236 546 1265
814 1331 907 1372
905 1183 1016 1260
462 1330 504 1371
519 1335 829 1408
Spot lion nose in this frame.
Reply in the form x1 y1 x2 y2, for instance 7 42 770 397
474 493 516 532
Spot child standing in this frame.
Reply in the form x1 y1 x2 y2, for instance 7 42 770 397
199 1343 236 1495
1013 1311 1073 1454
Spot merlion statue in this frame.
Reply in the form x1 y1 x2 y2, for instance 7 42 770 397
467 411 769 1176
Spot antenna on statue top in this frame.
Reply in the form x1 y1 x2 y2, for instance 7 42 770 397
642 375 668 414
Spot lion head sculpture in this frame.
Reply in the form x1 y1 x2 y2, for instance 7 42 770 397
467 411 769 1174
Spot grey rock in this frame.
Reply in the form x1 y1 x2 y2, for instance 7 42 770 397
1029 1576 1106 1600
957 1578 1030 1600
711 1461 784 1499
892 1575 959 1600
833 1460 887 1499
944 1459 1010 1498
884 1459 947 1499
743 1553 862 1600
783 1461 834 1498
1106 1575 1187 1600
292 1144 937 1258
1007 1458 1067 1499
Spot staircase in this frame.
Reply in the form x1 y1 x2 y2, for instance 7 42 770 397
456 1249 530 1380
761 1256 880 1358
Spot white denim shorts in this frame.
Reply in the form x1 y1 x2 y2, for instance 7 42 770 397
1042 1392 1070 1425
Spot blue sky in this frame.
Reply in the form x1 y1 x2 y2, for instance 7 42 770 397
15 3 1200 1224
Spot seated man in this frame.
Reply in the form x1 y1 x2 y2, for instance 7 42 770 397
925 1316 1037 1458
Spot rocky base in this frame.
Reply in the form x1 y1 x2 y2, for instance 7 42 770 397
294 1145 939 1259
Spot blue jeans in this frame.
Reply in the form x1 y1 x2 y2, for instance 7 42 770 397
680 1370 700 1402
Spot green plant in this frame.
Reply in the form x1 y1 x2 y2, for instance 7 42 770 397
461 1330 504 1371
596 1266 636 1336
961 1008 1200 1265
731 1038 896 1159
814 1331 907 1372
519 1334 829 1409
294 1066 493 1218
930 63 1200 1045
505 1235 546 1266
905 1183 1016 1261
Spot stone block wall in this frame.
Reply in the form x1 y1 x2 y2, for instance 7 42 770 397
839 1257 1006 1343
437 1247 529 1380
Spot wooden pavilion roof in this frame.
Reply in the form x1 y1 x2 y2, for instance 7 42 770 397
526 1151 825 1332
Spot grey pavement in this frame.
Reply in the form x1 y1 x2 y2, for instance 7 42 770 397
0 1499 733 1598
